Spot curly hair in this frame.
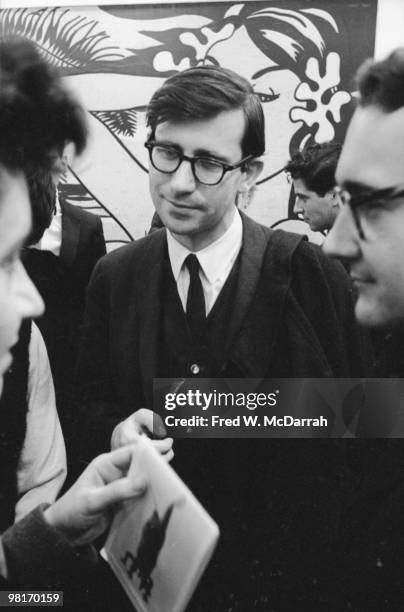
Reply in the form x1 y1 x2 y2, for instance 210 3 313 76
285 142 342 196
0 37 87 172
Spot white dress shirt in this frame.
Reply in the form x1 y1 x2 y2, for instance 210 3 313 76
167 210 243 315
14 323 67 522
0 325 66 578
33 190 62 256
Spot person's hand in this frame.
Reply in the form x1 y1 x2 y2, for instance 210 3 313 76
111 409 174 461
44 445 146 547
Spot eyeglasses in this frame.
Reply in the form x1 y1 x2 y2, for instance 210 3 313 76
145 141 252 186
335 185 404 240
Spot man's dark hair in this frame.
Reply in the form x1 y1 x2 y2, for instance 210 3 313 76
146 65 265 158
356 47 404 112
285 142 342 196
25 168 56 246
0 37 87 173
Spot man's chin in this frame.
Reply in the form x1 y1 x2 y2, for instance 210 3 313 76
164 219 196 237
307 222 321 233
159 208 197 232
354 296 399 329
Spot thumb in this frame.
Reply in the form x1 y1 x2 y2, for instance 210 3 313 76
89 475 147 513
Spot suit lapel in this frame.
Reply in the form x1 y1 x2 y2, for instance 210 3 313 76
136 230 167 402
59 199 80 269
225 214 270 350
227 215 304 378
135 219 304 390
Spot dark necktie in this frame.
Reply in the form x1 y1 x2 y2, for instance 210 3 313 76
185 253 206 339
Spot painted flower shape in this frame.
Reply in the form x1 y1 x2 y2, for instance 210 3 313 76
290 52 351 142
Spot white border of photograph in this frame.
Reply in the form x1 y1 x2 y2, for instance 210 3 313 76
0 0 241 8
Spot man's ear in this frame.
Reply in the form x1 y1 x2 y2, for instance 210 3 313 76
330 187 343 209
238 159 263 193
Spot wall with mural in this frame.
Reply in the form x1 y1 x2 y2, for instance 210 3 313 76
0 2 377 248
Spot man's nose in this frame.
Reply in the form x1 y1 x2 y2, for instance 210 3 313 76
170 159 197 192
323 204 361 260
16 261 45 319
293 197 303 215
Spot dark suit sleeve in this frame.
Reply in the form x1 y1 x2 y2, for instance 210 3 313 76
75 257 121 464
78 214 106 289
90 216 107 264
290 243 373 377
2 505 96 589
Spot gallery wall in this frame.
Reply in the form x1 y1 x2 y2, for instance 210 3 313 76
0 1 382 247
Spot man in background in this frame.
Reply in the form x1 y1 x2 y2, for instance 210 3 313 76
24 154 106 376
286 142 342 233
22 160 106 480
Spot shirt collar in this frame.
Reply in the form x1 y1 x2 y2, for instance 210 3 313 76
55 188 61 215
167 209 243 283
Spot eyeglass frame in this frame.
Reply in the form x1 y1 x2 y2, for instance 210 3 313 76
335 184 404 240
144 140 253 186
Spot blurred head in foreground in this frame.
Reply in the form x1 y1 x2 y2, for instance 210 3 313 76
324 48 404 329
0 37 86 393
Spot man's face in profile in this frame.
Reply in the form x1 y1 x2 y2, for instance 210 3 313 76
292 178 337 232
50 150 68 187
324 105 404 328
0 165 44 395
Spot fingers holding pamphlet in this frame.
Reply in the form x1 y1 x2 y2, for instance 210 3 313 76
102 436 219 612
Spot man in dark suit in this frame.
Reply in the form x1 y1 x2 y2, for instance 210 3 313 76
22 167 106 479
77 66 370 609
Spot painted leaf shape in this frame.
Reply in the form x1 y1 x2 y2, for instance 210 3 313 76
0 8 123 75
91 108 139 138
